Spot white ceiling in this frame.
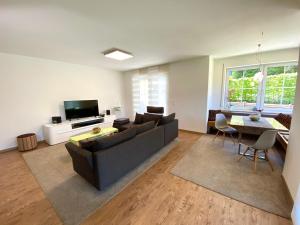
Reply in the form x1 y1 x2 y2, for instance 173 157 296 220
0 0 300 71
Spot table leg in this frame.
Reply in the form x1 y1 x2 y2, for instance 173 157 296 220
238 132 242 154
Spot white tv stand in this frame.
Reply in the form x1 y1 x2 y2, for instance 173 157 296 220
43 115 116 145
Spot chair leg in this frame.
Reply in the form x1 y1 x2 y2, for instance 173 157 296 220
213 130 220 141
238 147 250 161
254 150 258 172
223 132 226 146
230 133 236 146
264 149 274 171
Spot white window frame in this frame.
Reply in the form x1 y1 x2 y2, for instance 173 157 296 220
223 61 298 113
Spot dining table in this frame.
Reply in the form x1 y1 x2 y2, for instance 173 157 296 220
228 115 289 157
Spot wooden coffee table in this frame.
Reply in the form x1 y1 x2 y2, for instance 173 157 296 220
70 127 118 146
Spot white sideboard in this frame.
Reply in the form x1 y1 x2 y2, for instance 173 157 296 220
43 115 116 145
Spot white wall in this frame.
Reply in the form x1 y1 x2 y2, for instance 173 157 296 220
168 57 210 133
210 48 299 109
123 56 211 133
0 53 123 151
283 51 300 201
292 184 300 225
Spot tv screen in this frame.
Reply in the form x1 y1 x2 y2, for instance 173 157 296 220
64 100 99 120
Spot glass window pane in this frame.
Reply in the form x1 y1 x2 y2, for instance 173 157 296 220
285 65 298 73
264 88 282 104
244 68 260 77
243 76 258 89
267 66 284 76
242 88 258 103
264 64 297 109
231 70 243 79
228 88 242 102
226 67 259 110
282 88 296 105
284 74 297 87
266 74 283 88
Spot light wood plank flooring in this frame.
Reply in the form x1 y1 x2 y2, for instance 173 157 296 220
0 132 292 225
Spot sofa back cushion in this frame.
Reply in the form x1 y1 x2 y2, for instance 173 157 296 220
147 106 164 114
275 113 292 129
208 109 222 121
160 113 176 125
80 128 137 152
143 113 163 125
136 121 155 134
134 113 144 124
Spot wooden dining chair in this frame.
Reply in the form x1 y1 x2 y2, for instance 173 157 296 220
214 113 237 145
238 129 277 172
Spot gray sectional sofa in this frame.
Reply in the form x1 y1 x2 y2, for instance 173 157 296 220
65 116 178 190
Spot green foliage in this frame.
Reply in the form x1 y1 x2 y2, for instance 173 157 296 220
244 68 260 77
267 66 284 76
230 68 260 79
285 65 298 73
228 73 297 105
231 70 243 79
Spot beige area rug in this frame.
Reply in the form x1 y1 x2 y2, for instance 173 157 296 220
171 135 292 218
23 140 178 225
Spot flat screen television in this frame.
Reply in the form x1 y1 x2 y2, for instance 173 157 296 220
64 100 99 120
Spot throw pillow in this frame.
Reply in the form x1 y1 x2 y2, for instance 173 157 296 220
143 113 163 125
80 127 136 151
136 121 155 135
160 113 176 125
134 113 143 124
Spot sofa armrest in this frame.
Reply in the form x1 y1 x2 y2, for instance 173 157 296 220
163 119 178 145
65 142 94 169
65 142 98 187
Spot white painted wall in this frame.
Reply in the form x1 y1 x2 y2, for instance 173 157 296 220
0 53 123 151
168 57 210 133
283 51 300 201
292 184 300 225
210 48 299 109
123 56 210 133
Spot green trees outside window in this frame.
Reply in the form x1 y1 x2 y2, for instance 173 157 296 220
226 64 298 111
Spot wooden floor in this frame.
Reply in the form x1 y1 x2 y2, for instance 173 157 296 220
0 132 292 225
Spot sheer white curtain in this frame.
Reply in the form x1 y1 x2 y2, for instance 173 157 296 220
132 67 168 114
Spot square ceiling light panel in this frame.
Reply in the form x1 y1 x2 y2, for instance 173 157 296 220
103 49 133 61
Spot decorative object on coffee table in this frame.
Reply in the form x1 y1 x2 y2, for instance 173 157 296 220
249 112 261 121
17 133 38 151
92 127 101 134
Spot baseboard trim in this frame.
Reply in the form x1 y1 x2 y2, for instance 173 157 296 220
179 129 203 135
0 140 47 153
282 174 294 205
0 146 18 153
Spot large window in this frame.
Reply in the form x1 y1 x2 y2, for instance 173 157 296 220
224 62 298 113
132 67 168 114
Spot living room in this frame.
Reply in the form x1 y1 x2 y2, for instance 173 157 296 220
1 1 300 225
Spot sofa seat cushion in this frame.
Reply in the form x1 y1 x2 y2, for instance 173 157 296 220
80 127 137 152
143 113 163 125
136 121 155 134
159 113 175 125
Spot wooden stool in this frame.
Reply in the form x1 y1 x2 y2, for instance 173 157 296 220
17 133 37 151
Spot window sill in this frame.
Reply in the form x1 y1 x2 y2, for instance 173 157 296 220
221 108 292 116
